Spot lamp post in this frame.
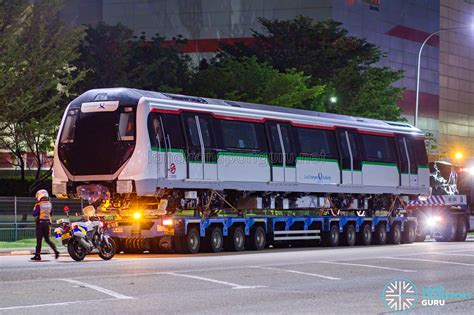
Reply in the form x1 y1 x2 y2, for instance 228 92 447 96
415 26 474 128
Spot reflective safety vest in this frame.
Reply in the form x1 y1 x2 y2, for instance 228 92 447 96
37 201 52 221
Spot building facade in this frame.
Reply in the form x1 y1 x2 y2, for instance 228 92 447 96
58 0 473 160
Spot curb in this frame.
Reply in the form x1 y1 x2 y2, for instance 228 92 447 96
0 248 66 256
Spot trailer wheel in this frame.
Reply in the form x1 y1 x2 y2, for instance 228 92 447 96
415 224 427 242
342 224 356 246
204 226 223 253
182 226 201 254
246 226 266 251
388 223 401 244
455 217 468 242
435 219 457 242
401 222 416 244
323 224 340 247
373 224 387 245
224 226 245 251
356 224 372 245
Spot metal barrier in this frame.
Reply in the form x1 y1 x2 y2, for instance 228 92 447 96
0 197 84 242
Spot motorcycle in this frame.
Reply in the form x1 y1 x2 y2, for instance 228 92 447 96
54 205 116 261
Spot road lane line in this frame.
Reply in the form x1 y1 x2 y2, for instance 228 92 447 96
0 298 116 311
428 252 474 257
59 279 134 299
256 266 341 280
314 261 417 273
163 272 265 289
381 257 474 266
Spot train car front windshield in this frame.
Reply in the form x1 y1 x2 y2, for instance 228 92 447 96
58 105 136 176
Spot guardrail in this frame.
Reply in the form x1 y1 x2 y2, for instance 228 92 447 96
0 197 84 242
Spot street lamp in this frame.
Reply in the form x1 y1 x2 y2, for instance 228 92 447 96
415 26 474 128
329 96 337 104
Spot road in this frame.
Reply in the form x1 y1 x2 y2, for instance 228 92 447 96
0 240 473 314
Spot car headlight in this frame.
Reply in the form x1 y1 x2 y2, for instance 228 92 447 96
426 216 442 227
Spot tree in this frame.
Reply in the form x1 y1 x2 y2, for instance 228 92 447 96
189 57 325 111
0 0 85 191
74 24 192 93
220 16 404 120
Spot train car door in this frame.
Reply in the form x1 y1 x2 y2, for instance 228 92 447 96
337 129 362 185
265 121 296 182
182 113 217 180
148 113 167 179
396 136 417 187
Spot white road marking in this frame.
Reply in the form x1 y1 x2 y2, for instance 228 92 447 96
0 298 116 311
163 272 265 289
381 257 474 266
256 266 341 280
314 261 417 273
59 279 134 299
427 252 474 257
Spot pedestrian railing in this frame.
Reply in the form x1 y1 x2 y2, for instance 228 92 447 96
0 196 84 242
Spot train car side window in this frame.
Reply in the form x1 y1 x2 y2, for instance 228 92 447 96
198 117 213 147
413 139 428 166
220 120 259 150
185 116 201 147
162 114 185 148
362 134 396 163
147 113 164 147
406 139 417 173
118 112 135 141
298 128 337 158
60 110 78 144
396 137 409 173
183 114 215 148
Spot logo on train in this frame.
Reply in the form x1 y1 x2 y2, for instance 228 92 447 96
169 163 176 174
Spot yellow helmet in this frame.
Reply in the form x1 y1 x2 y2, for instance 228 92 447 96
35 189 49 201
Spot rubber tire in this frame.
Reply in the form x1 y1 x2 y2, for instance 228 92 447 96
149 237 162 254
224 226 245 252
183 227 201 254
67 238 87 261
98 237 116 260
356 224 372 246
323 224 340 247
203 226 223 253
388 224 401 245
455 217 469 242
401 222 416 244
246 226 266 251
373 224 387 245
435 218 457 242
342 224 356 246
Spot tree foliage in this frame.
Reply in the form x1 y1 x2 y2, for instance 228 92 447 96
0 0 85 190
220 16 404 120
189 57 325 111
74 23 192 93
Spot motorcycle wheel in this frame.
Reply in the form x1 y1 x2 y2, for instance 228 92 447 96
98 237 116 260
68 238 87 261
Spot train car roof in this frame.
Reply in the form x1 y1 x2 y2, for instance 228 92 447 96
68 87 423 136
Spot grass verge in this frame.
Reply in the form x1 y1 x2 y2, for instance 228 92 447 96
0 238 64 249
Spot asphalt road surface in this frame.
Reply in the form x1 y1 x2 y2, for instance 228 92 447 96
1 240 473 314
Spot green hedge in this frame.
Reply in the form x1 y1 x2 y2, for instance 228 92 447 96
0 177 52 197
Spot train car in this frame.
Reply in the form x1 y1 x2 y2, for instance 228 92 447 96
52 88 431 253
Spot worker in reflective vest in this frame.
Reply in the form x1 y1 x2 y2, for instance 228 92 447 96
31 189 59 261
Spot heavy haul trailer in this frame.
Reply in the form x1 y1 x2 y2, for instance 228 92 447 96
109 214 417 253
52 88 431 254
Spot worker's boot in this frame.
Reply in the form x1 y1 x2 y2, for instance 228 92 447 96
54 250 59 259
30 255 41 261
